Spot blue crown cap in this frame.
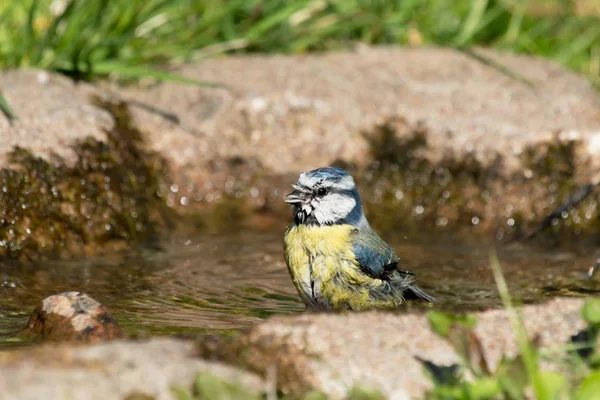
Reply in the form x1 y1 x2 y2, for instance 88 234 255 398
305 167 349 180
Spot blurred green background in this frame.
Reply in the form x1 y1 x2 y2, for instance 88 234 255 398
0 0 598 85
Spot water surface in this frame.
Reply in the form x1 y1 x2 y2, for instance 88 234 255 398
1 230 599 348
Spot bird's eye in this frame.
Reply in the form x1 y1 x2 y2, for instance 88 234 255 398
316 187 327 197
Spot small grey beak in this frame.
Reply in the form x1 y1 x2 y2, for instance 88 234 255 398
284 190 303 204
284 185 309 204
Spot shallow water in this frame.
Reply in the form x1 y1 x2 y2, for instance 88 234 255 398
1 229 599 348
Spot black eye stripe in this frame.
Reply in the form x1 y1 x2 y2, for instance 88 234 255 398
312 187 354 196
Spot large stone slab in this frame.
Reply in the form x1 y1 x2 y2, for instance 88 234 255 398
113 47 600 237
2 46 600 243
3 47 600 189
118 46 600 177
234 297 586 399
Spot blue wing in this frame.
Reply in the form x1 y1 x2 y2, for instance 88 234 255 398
350 226 398 279
350 226 437 302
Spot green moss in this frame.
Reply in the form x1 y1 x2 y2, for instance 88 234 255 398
171 370 385 400
172 372 262 400
333 120 493 235
0 100 175 261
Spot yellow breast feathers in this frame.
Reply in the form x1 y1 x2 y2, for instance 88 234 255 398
284 224 384 310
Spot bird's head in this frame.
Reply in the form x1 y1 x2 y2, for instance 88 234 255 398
284 167 364 226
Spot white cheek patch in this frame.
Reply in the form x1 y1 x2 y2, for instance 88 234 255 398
314 194 356 224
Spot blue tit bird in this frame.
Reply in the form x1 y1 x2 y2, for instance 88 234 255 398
283 166 435 311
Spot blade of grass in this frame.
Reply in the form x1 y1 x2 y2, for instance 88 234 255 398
244 2 309 41
490 251 566 400
504 0 528 44
490 251 539 393
0 88 16 122
21 0 41 66
458 47 536 88
31 0 78 66
556 24 600 65
454 0 489 46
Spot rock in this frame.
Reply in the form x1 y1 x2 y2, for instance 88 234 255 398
4 48 600 181
0 70 111 166
2 47 600 246
234 297 587 399
118 46 600 177
113 47 600 237
0 337 264 400
0 74 172 260
20 292 121 343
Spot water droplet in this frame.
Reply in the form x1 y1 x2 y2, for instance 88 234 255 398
507 218 515 226
170 184 179 193
561 211 569 219
180 197 189 206
414 205 424 215
395 190 404 201
225 179 235 192
471 216 480 225
104 224 111 231
2 186 7 193
21 204 26 209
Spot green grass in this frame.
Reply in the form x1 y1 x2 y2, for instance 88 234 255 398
0 0 599 120
0 0 599 80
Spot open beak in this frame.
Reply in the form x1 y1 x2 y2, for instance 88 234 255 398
284 184 309 205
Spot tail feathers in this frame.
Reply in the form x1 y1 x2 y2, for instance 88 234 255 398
406 283 436 303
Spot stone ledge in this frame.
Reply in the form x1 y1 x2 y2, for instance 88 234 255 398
234 297 586 399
